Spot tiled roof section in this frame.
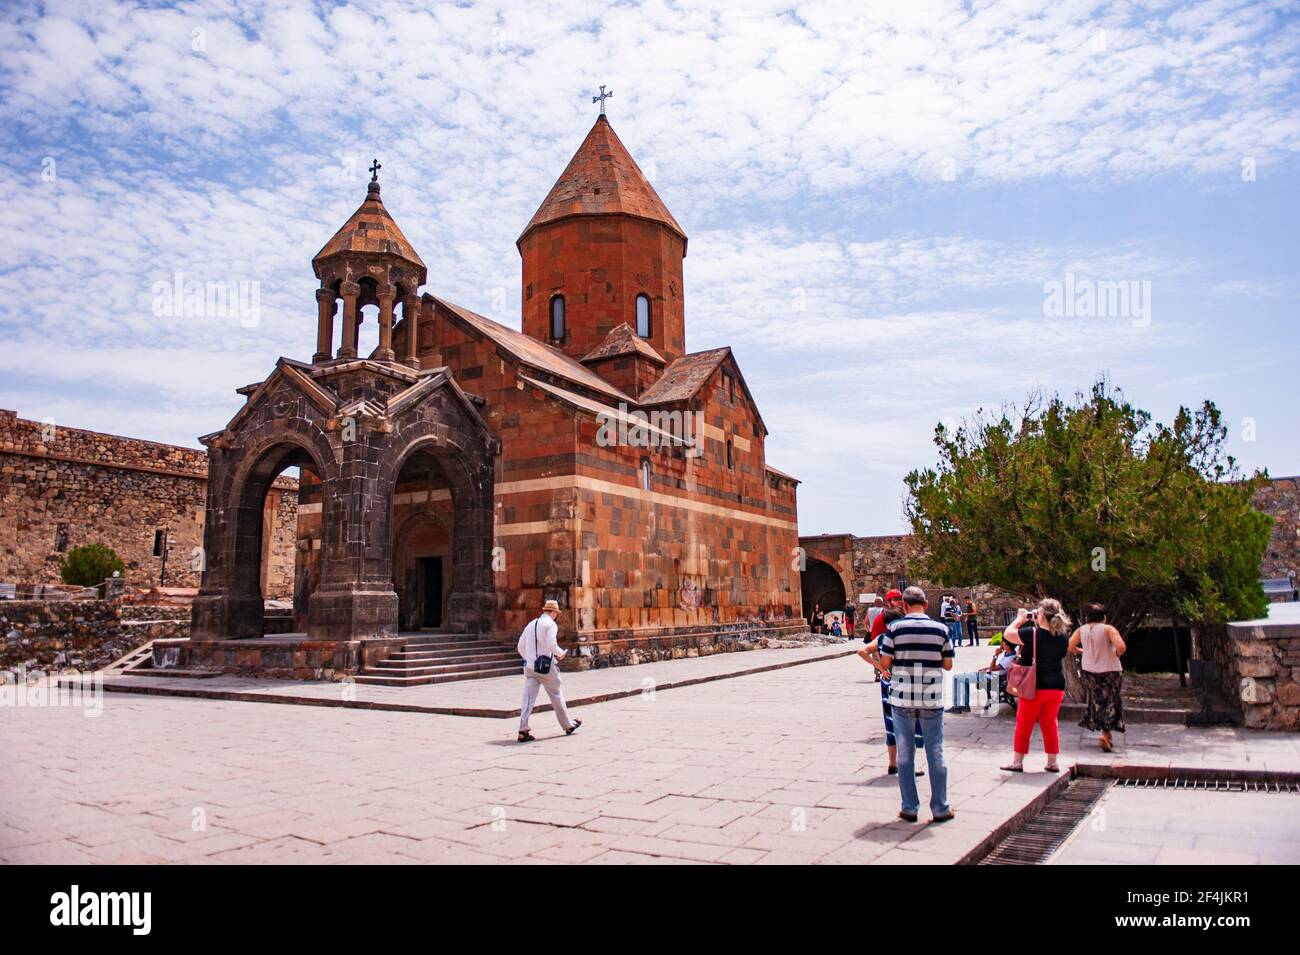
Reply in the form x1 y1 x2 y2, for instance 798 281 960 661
636 347 730 405
520 376 682 446
581 323 666 365
313 181 426 272
432 297 633 404
519 115 686 248
764 463 801 484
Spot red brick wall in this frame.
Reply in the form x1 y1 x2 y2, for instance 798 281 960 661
417 313 802 650
520 216 686 364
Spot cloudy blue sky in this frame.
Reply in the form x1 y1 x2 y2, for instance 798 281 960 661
2 0 1297 535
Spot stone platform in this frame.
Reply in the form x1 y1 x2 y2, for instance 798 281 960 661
8 644 1300 865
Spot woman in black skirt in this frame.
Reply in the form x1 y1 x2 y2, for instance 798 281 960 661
1068 603 1127 752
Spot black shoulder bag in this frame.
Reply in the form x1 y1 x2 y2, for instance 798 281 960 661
532 619 553 674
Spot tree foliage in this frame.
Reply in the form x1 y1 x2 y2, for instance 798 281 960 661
59 544 126 590
904 380 1271 638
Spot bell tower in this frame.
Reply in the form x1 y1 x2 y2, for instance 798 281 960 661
518 114 688 364
312 161 427 366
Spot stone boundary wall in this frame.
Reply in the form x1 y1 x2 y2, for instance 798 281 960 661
0 409 297 595
1253 475 1300 582
1220 618 1300 730
0 598 131 674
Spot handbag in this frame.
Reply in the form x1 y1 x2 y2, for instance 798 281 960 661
1006 626 1038 700
531 620 553 675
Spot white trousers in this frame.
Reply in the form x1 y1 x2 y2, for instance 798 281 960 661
519 664 574 733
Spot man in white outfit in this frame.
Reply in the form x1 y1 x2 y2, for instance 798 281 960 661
516 599 582 742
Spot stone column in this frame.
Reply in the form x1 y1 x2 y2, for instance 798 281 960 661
313 287 335 362
404 293 421 368
376 286 396 361
337 281 360 359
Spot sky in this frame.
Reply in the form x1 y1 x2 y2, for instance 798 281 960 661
1 0 1297 536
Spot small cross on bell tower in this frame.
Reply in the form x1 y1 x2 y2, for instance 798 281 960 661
592 85 613 116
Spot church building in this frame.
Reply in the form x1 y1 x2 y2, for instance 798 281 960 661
188 112 804 680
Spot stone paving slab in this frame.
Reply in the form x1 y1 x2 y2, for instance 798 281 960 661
75 642 860 717
5 648 1299 864
1049 787 1300 865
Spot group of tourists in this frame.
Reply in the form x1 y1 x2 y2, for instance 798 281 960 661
857 589 1128 823
507 590 1129 833
808 600 858 637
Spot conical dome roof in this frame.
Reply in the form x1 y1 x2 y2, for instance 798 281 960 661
313 180 426 280
519 115 686 250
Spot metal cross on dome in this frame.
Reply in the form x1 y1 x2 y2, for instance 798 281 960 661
369 158 381 182
592 85 613 115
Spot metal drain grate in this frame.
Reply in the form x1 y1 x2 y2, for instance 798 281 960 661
1116 776 1300 793
981 777 1110 865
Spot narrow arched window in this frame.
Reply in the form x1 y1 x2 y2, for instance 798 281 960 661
635 293 651 338
726 438 734 470
640 457 651 491
550 295 565 340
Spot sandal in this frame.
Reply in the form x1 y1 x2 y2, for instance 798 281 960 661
1045 764 1060 773
517 731 535 743
932 811 956 823
898 810 918 823
1100 736 1113 753
565 719 583 736
1000 764 1024 773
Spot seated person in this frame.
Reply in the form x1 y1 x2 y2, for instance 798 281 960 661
947 642 1018 713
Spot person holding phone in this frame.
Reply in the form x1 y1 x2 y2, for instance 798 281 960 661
1000 599 1072 772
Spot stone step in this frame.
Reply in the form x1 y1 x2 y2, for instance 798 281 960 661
124 668 222 679
371 657 521 676
386 647 514 662
351 664 522 687
398 640 507 653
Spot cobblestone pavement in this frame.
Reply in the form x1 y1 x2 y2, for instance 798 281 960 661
3 646 1298 864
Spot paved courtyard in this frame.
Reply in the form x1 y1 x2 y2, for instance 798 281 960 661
2 644 1298 864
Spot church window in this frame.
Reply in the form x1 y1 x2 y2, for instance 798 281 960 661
550 296 565 340
722 368 735 402
726 438 734 470
153 529 165 557
635 294 651 337
640 457 651 491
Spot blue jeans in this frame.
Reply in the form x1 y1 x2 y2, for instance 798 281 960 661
952 671 997 708
893 707 950 817
947 620 964 647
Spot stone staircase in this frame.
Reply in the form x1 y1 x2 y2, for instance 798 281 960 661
352 630 520 687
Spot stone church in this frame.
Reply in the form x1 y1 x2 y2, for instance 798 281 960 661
184 114 804 679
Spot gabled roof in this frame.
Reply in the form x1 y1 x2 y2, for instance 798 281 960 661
519 376 683 447
638 346 769 436
636 347 730 405
430 296 633 404
581 323 666 365
519 115 686 249
313 181 426 277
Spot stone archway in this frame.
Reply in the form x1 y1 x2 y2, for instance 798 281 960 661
192 359 498 646
801 557 846 624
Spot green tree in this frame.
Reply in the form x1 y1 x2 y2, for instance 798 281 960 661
59 543 126 591
904 381 1270 683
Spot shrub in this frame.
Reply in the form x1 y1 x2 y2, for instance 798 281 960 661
60 544 126 590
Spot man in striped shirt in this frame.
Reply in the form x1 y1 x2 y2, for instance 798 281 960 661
878 586 956 823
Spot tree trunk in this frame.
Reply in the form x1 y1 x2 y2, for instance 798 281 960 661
1062 651 1087 703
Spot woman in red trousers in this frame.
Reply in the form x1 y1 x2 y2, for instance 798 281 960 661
1000 599 1073 773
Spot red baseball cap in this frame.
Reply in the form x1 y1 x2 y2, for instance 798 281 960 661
885 589 903 601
